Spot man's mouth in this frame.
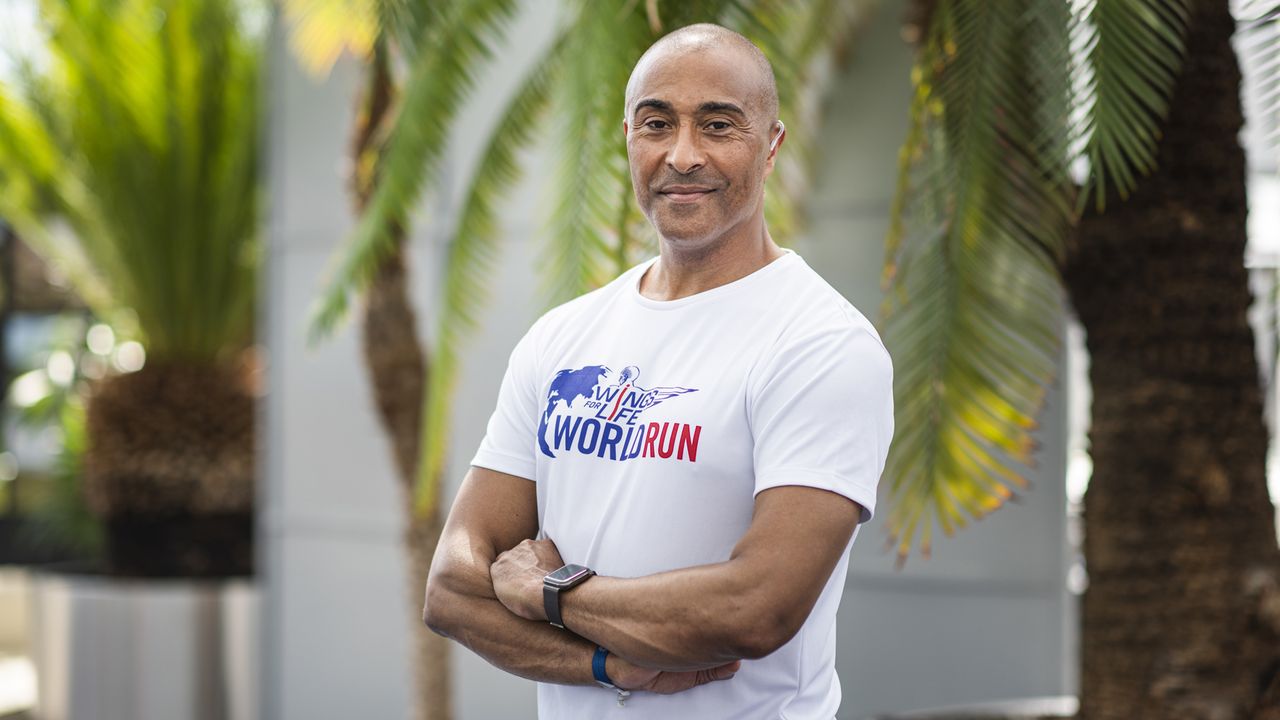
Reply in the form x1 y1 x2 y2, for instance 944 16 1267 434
658 185 716 203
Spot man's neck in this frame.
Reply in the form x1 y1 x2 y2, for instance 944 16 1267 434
639 224 785 302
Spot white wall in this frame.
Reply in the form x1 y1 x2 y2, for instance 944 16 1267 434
259 11 415 719
260 2 1075 718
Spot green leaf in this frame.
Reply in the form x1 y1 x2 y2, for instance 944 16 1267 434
1075 0 1189 210
413 32 567 517
882 0 1073 565
0 0 263 362
305 0 519 346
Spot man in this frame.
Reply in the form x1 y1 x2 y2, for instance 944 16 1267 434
424 22 894 719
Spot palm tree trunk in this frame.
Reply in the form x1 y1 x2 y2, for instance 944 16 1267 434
361 242 453 720
1064 2 1280 718
349 42 453 720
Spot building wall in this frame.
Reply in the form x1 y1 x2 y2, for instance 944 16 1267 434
260 2 1074 718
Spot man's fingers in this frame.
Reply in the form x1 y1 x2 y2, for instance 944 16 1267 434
697 660 741 684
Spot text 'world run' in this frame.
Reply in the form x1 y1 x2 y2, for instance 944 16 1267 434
551 415 702 462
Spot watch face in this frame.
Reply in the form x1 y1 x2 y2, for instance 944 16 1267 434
546 564 593 588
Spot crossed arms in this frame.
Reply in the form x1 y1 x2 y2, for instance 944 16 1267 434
421 464 863 692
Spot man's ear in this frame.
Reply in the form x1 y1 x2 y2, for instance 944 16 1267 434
622 119 629 139
764 122 785 178
768 121 786 156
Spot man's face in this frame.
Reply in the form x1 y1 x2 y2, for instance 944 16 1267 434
624 47 779 250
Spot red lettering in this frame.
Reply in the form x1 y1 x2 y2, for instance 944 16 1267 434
657 422 676 459
643 422 660 458
677 424 701 462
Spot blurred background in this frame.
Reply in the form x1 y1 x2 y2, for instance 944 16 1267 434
1 0 1278 718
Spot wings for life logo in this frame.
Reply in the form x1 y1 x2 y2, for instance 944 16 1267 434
537 365 702 463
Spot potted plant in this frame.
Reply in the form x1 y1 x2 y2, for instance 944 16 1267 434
0 0 265 716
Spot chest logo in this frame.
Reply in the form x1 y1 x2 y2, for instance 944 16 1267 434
537 365 701 462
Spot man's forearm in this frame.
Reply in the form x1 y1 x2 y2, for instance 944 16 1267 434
556 560 778 671
429 467 748 692
426 580 601 686
492 489 862 671
490 543 788 670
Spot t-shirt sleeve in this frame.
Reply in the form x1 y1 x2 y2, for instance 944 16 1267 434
747 321 895 524
468 319 544 482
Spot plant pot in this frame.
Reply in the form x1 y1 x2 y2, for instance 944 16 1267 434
26 568 258 720
860 696 1079 720
101 512 254 578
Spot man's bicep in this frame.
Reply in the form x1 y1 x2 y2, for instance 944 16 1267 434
430 466 538 602
441 466 539 559
729 485 862 636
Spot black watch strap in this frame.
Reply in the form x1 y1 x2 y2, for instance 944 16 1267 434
545 583 565 629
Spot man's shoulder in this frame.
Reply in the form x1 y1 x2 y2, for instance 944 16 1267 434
765 255 888 358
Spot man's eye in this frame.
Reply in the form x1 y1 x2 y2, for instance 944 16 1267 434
707 121 731 131
643 119 670 130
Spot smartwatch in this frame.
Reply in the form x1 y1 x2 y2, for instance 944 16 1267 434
543 563 596 629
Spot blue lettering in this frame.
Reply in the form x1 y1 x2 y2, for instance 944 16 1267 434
553 415 581 451
592 386 621 402
627 423 647 459
577 419 601 454
597 423 623 460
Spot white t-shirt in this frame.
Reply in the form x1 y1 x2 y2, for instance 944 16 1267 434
470 247 894 720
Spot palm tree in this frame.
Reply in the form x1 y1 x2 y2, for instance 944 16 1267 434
886 0 1280 715
0 0 263 577
287 2 868 716
281 2 524 716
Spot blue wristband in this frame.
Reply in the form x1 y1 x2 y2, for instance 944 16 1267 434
592 646 614 687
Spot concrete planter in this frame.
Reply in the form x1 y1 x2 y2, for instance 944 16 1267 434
26 570 258 720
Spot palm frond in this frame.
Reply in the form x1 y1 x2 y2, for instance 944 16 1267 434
539 1 652 306
279 0 379 77
882 0 1073 564
380 0 436 62
0 0 262 362
1237 0 1280 167
413 32 568 517
277 0 441 77
0 82 118 316
1074 0 1189 210
305 0 519 345
727 0 874 243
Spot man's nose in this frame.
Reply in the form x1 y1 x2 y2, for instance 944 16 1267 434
666 124 705 175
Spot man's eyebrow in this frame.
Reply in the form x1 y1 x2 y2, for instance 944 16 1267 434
697 101 746 118
632 98 674 117
630 99 748 119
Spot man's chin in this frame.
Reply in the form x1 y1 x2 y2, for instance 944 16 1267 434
652 219 722 246
655 230 719 248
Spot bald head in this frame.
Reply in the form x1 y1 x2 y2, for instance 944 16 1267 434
625 23 779 126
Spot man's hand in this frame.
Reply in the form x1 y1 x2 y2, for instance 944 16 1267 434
491 538 564 622
607 654 741 694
